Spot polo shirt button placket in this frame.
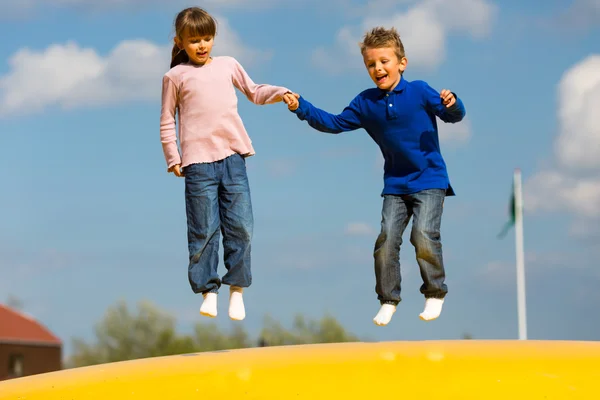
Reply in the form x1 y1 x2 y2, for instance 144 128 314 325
386 93 396 119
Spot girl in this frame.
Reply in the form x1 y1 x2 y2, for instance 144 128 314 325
160 7 293 321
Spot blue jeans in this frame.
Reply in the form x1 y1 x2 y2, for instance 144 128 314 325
183 153 253 294
373 189 448 305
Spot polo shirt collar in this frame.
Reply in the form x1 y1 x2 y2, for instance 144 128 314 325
378 75 407 97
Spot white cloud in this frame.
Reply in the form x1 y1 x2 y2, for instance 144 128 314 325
0 17 267 117
312 0 497 73
555 55 600 171
0 40 166 116
525 55 600 228
525 170 600 218
345 222 376 236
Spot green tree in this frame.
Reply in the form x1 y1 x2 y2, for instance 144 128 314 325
258 314 359 346
192 322 250 352
68 299 197 367
68 299 360 368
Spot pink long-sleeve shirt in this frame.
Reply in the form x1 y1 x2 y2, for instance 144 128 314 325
160 56 290 169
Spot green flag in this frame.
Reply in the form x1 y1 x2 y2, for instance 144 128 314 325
498 186 515 239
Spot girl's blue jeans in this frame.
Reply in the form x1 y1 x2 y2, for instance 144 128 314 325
373 189 448 305
183 153 253 294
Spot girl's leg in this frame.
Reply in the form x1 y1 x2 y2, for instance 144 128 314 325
408 188 448 321
184 162 221 317
218 153 253 320
372 194 412 326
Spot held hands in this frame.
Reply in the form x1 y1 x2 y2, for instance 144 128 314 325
283 91 300 111
440 89 456 108
168 164 184 177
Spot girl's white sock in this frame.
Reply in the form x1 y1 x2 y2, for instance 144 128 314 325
419 298 444 321
373 304 396 326
229 286 245 321
199 292 217 318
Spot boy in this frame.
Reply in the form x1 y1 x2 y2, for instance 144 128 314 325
283 27 466 326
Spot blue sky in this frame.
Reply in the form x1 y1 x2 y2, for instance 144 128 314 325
1 0 599 356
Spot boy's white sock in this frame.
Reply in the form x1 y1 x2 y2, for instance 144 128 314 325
373 304 396 326
419 298 444 321
229 286 245 321
200 292 217 318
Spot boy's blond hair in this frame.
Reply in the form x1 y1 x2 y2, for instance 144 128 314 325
359 27 405 61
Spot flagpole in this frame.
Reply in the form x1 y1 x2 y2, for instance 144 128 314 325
514 168 527 340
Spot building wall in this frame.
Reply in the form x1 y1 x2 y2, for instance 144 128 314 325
0 343 62 380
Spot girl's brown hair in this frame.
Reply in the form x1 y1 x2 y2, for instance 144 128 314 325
170 7 217 68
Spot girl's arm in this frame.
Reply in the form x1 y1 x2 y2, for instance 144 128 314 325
159 75 182 169
230 57 289 105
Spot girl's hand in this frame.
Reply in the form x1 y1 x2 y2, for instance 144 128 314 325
440 89 456 108
283 92 300 111
168 164 184 177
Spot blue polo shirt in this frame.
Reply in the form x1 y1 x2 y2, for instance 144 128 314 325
292 76 466 196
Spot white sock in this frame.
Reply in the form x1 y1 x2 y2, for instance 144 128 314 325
229 286 245 321
373 304 396 326
419 298 444 321
199 292 217 318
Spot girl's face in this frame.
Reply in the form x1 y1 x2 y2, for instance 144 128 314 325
176 27 214 65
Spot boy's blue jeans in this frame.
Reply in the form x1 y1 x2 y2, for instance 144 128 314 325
183 153 253 294
373 189 448 305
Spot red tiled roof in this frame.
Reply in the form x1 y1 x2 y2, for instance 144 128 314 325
0 305 61 346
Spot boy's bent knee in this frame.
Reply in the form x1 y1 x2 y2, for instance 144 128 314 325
410 225 441 249
226 221 253 242
374 230 387 247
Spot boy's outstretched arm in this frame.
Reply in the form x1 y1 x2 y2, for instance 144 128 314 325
420 81 466 123
288 94 362 134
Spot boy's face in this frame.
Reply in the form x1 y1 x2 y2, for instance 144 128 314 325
362 46 407 91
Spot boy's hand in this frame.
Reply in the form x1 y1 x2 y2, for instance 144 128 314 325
168 164 184 177
283 91 300 111
440 89 456 108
